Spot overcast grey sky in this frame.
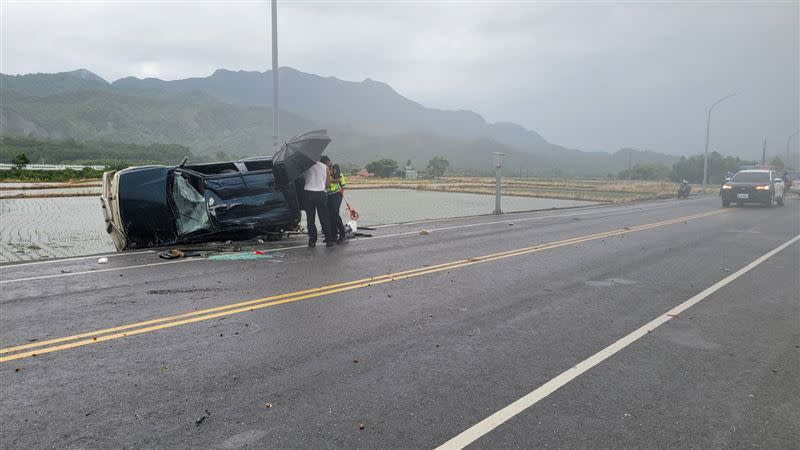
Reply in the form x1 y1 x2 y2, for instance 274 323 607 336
2 1 798 160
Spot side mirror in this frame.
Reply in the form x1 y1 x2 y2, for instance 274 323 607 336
723 177 731 183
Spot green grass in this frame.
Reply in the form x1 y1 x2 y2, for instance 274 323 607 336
0 168 105 182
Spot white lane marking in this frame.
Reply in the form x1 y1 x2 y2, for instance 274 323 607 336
0 250 155 269
436 233 800 450
368 208 598 229
0 258 204 284
369 202 699 241
0 200 712 285
370 198 702 229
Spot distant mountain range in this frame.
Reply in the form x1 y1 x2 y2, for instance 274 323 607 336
0 68 678 175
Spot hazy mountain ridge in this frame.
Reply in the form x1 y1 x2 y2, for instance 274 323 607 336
0 68 679 175
111 67 556 151
0 87 315 156
1 69 110 97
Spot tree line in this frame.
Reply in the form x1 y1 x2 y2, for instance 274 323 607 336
616 152 783 184
364 156 450 178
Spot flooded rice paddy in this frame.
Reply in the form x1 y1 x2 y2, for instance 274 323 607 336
0 188 596 262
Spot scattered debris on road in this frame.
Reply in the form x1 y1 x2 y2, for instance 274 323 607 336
97 257 108 264
159 249 203 259
195 409 212 426
208 251 282 261
420 229 430 235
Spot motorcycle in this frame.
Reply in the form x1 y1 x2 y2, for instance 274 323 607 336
677 180 691 198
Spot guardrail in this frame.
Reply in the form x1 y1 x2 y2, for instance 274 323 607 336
0 163 106 171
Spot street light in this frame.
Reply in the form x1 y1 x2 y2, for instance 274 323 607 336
271 0 279 152
702 93 736 192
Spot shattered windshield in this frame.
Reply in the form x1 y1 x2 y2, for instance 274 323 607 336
172 174 211 236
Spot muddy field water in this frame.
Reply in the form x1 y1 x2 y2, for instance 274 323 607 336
0 188 597 263
0 182 102 198
0 187 102 197
343 189 597 225
0 196 113 262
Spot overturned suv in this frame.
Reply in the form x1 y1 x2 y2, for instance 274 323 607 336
101 157 303 251
720 169 785 208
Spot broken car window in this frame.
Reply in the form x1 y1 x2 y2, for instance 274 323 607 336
172 174 211 236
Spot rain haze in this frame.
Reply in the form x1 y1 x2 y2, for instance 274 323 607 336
3 3 800 449
1 1 798 160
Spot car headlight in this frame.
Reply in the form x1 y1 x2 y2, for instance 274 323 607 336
722 184 732 190
755 185 770 190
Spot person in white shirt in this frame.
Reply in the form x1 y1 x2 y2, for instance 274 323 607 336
303 158 334 247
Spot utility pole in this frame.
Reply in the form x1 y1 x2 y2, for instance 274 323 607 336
628 150 632 179
787 130 799 169
761 138 766 167
493 152 504 215
702 93 736 192
271 0 279 152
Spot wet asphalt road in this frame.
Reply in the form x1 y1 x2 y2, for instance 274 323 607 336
0 195 798 448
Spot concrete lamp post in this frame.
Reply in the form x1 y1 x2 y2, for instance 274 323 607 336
493 152 505 215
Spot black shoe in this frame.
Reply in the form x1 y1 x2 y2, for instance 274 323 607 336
336 237 345 244
326 241 335 247
308 241 316 247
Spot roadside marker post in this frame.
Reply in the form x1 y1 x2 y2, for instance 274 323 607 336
493 152 504 215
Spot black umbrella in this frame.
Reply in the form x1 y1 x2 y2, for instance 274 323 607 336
272 129 332 187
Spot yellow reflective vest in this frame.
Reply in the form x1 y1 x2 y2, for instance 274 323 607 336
328 173 346 194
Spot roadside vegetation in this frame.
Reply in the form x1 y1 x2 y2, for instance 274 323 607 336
0 167 106 182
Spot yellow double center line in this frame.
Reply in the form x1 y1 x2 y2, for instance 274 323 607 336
0 209 726 363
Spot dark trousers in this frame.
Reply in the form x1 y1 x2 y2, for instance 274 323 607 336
326 192 346 241
304 190 332 243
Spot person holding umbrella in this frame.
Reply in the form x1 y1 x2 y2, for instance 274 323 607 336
321 155 347 243
302 156 334 247
271 130 335 247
